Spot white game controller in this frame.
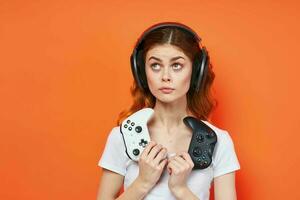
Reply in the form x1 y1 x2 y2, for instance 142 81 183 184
120 108 154 161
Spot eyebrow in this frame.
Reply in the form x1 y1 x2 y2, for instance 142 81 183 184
148 56 185 62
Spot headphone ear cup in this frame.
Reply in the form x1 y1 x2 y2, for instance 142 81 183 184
130 50 142 90
200 47 209 90
198 47 209 92
191 47 208 92
130 48 148 91
190 51 202 91
137 49 148 90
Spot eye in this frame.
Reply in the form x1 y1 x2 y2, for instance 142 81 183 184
150 63 161 71
172 63 183 70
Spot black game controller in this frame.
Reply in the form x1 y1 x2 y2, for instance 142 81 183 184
183 116 217 169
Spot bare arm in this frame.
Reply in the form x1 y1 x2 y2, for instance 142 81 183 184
96 169 124 200
214 172 237 200
96 168 152 200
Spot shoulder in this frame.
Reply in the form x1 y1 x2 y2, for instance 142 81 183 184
201 120 241 173
105 126 124 146
200 120 232 141
200 120 236 154
108 126 122 137
98 126 129 176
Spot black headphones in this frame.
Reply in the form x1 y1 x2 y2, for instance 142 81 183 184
130 21 209 93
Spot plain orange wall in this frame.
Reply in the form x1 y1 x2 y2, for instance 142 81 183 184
1 0 299 199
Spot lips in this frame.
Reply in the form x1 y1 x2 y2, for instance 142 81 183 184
159 87 174 94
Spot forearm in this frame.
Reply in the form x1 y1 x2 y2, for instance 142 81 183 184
172 187 200 200
115 178 151 200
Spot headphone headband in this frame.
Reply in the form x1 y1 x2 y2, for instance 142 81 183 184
134 22 202 50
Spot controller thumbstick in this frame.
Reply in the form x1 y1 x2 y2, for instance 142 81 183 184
133 149 140 156
193 147 202 157
135 126 142 133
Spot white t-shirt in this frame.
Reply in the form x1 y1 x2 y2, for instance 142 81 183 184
98 120 241 200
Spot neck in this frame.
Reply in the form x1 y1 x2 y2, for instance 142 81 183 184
148 96 194 135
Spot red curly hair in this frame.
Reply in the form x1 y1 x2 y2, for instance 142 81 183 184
116 24 218 126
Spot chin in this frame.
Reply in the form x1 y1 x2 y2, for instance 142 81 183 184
157 98 176 104
155 94 185 104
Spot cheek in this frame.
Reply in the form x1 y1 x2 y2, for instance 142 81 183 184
178 71 192 89
145 68 157 88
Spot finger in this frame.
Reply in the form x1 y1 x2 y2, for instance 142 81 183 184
153 147 168 165
173 156 190 169
178 152 194 167
158 158 168 169
147 144 164 160
141 140 156 159
169 158 183 170
167 164 172 174
167 161 179 174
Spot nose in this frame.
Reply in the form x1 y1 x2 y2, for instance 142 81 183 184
162 67 171 82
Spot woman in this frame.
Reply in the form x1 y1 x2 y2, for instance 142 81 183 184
97 22 241 200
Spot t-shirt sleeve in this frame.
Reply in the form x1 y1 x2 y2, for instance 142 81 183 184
212 131 241 178
98 126 129 176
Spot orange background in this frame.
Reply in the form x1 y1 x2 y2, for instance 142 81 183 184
0 0 299 199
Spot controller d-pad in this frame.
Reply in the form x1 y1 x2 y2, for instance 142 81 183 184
139 139 148 147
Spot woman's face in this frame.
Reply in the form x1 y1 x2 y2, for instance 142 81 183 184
145 44 193 104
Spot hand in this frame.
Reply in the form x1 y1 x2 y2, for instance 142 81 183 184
167 152 194 194
136 141 168 191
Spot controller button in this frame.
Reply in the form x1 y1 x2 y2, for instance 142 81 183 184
206 132 214 138
135 126 142 133
127 120 131 124
133 149 140 156
128 127 132 131
124 124 128 128
196 135 204 143
131 122 135 126
193 147 202 157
